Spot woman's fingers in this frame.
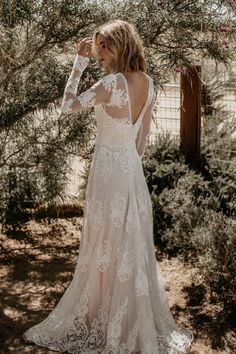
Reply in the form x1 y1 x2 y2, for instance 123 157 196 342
76 37 92 57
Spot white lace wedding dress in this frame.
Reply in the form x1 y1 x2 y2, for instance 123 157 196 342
23 54 193 353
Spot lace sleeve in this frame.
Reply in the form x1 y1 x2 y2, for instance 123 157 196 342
60 55 116 114
135 95 155 158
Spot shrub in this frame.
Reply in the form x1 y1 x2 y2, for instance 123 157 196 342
143 132 236 312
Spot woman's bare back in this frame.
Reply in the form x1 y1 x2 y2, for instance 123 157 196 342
121 71 150 125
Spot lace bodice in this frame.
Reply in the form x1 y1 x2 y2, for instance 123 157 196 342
60 55 155 157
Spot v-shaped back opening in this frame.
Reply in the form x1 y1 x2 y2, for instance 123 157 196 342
119 72 150 126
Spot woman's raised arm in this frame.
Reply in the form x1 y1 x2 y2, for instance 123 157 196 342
60 38 116 115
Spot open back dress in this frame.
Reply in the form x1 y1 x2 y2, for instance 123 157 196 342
23 54 193 353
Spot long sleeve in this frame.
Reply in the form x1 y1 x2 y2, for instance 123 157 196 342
60 55 115 115
135 96 155 158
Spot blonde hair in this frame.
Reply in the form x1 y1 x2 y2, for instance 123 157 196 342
92 20 147 73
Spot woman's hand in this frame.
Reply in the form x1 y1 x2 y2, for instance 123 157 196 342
76 37 92 58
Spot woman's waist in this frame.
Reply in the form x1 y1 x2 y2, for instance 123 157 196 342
95 136 137 150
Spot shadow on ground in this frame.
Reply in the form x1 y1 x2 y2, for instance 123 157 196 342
0 217 82 353
171 282 235 353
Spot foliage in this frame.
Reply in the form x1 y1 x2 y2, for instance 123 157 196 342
201 59 236 218
192 210 236 307
1 0 236 226
120 0 236 87
142 127 236 312
0 0 108 224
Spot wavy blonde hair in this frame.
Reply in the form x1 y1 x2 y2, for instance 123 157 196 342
92 20 147 73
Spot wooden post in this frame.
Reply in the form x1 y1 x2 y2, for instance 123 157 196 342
180 65 201 158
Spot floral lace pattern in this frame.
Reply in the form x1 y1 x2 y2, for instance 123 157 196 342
93 145 136 183
77 240 92 272
60 55 89 114
137 187 148 221
78 89 96 109
126 319 139 352
101 74 117 92
167 330 194 353
116 248 135 282
94 146 112 183
73 54 90 72
106 296 128 348
110 193 126 228
87 198 103 231
125 207 134 234
96 240 112 272
57 284 109 352
112 116 131 125
24 282 193 353
119 151 135 175
136 269 149 297
108 88 128 108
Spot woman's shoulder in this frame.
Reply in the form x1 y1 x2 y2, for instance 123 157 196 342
97 71 153 91
97 72 121 91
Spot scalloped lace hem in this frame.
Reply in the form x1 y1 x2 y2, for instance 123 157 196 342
23 328 194 354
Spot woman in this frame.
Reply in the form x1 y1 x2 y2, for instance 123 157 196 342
23 20 193 353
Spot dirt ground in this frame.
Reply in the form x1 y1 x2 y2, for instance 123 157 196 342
0 216 235 354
